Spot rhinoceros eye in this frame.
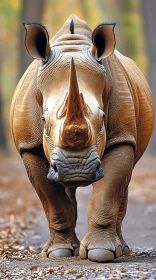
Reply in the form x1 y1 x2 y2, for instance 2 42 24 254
42 110 48 123
102 112 105 126
42 115 46 122
98 59 102 65
98 109 105 130
40 49 56 69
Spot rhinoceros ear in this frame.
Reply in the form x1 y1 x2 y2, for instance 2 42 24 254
22 22 51 62
91 23 116 60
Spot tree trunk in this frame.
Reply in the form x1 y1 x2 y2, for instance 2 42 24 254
20 0 44 76
0 93 7 149
142 0 156 154
0 48 7 150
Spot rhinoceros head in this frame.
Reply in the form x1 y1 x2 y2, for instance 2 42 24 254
23 15 116 187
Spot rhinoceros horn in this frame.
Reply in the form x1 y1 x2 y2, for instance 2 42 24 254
62 58 90 148
65 57 85 124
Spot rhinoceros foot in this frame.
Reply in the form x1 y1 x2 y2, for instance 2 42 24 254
79 231 122 262
41 236 80 258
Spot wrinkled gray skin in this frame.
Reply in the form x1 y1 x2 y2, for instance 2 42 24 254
10 14 154 262
47 146 104 186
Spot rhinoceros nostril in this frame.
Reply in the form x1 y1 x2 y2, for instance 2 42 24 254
53 165 57 173
97 163 100 169
47 161 59 181
96 164 104 181
51 161 57 172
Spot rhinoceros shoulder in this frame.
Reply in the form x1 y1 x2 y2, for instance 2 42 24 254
10 60 43 153
106 50 154 163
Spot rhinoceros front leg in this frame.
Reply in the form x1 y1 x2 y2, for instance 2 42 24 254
22 148 79 258
79 144 134 262
65 188 77 225
116 187 130 256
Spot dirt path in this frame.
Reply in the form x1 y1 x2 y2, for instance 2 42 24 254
0 151 156 279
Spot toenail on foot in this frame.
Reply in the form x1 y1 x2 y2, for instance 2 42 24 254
79 244 87 259
41 251 47 258
122 246 130 256
73 247 79 256
115 245 122 258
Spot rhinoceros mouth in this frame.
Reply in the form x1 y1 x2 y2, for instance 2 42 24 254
47 146 104 186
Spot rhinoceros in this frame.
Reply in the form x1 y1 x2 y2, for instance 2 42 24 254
10 14 154 262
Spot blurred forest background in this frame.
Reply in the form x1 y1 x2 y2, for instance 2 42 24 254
0 0 155 153
0 2 156 267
